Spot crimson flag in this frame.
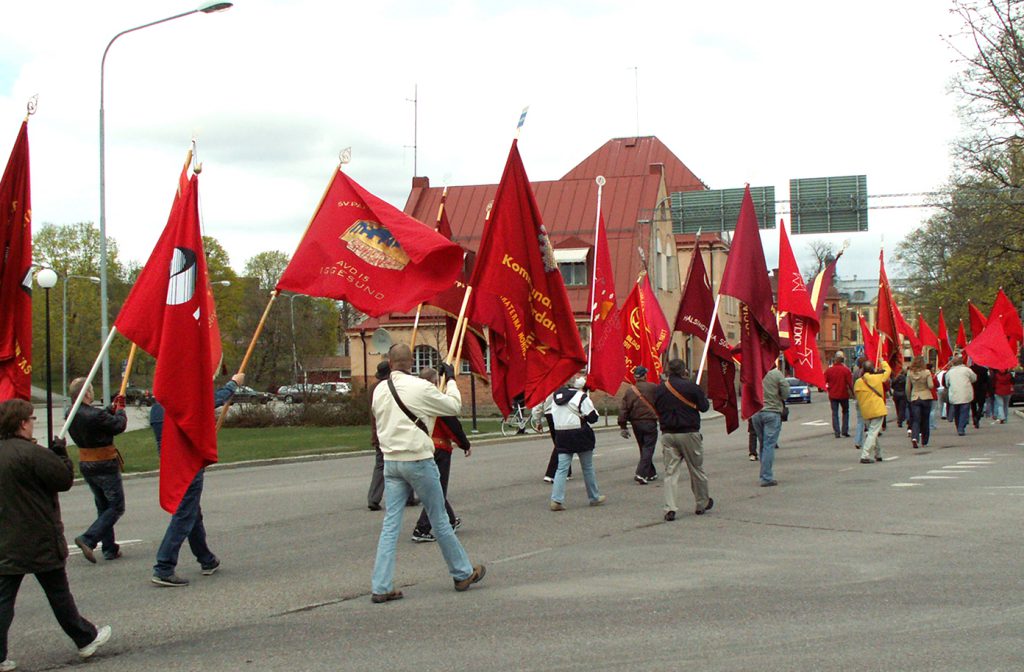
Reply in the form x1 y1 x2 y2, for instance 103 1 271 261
673 239 738 433
988 288 1022 351
893 302 921 356
467 140 586 414
586 213 627 395
718 186 780 419
965 319 1018 370
0 121 32 402
876 251 902 373
937 308 953 368
859 314 880 361
114 168 217 514
967 301 988 339
777 224 825 389
445 317 488 380
277 169 462 317
809 250 842 321
621 274 670 383
917 314 939 352
956 320 967 350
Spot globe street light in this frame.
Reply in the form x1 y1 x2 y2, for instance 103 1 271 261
98 1 233 405
35 268 59 449
62 274 101 401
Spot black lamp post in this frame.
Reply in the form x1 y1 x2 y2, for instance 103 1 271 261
36 268 58 448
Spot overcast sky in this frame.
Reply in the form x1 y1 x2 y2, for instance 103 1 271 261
0 1 966 280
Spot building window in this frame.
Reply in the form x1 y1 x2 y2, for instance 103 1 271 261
850 330 857 341
558 262 588 287
413 345 438 374
854 290 865 302
830 302 836 314
831 324 838 341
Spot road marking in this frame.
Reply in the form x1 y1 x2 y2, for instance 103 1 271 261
67 539 143 555
802 420 830 427
941 465 975 469
983 486 1024 489
892 483 922 487
910 475 958 480
963 458 993 462
928 469 971 474
493 548 553 565
882 456 900 462
952 463 987 468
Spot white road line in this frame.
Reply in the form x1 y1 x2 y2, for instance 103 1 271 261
952 463 988 467
67 539 144 555
910 475 958 480
964 458 994 462
983 486 1024 489
882 456 900 462
942 465 975 469
892 483 922 487
493 548 553 564
928 470 971 474
802 420 830 427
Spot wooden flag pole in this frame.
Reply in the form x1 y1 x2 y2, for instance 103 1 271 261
695 294 721 386
117 343 138 397
60 327 119 439
409 304 423 349
586 176 606 373
216 291 278 431
445 286 474 367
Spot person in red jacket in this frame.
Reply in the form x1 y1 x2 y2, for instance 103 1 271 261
824 353 854 438
411 368 472 543
992 369 1014 424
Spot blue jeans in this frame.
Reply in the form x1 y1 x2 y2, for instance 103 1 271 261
154 468 216 577
994 395 1009 421
78 463 125 557
829 398 849 436
372 459 473 595
751 411 782 484
952 403 971 434
854 405 865 446
550 451 600 504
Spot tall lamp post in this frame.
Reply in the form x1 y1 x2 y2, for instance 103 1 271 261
98 0 233 405
287 294 310 385
36 268 59 449
62 274 101 400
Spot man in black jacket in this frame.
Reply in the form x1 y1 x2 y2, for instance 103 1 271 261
66 377 128 563
618 365 660 484
0 399 112 668
654 360 712 521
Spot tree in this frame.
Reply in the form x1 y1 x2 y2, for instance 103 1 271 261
803 239 838 280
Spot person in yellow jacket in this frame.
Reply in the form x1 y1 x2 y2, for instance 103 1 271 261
854 360 891 464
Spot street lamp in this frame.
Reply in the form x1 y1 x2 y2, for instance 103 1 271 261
98 1 233 404
62 274 101 400
35 268 58 449
287 294 311 385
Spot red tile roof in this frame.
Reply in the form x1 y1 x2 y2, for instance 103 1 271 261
561 136 707 193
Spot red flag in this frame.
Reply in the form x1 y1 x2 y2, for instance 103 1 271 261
276 169 463 317
875 251 902 373
956 320 967 350
718 186 780 419
114 168 216 514
988 288 1022 351
809 250 842 321
673 239 738 433
893 303 922 356
586 213 627 395
917 314 939 351
0 121 32 402
777 224 825 389
467 140 586 414
859 314 880 360
621 274 670 383
967 301 988 339
937 308 953 368
965 319 1018 370
445 317 488 381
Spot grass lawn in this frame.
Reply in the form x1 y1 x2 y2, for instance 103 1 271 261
78 418 507 474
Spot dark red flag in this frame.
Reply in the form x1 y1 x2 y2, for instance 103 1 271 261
893 302 922 356
988 288 1022 352
467 140 586 414
965 319 1018 370
114 168 216 514
859 314 880 361
586 213 627 395
445 316 488 381
967 301 988 339
277 169 463 317
777 224 825 389
0 121 32 402
809 250 842 321
875 251 902 373
674 239 738 433
956 320 967 350
621 274 670 383
917 314 939 352
718 186 780 419
937 308 953 368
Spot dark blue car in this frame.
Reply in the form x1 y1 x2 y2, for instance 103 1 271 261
785 378 812 404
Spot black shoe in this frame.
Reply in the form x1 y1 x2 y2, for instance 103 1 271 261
705 497 714 511
760 480 778 487
664 510 676 521
367 502 382 511
452 517 462 531
841 433 850 437
201 558 221 576
834 433 841 438
151 574 189 587
875 457 883 462
860 458 873 464
411 530 436 543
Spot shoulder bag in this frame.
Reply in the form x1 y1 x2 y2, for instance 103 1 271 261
386 376 430 436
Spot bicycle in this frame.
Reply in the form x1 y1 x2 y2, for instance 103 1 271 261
500 402 544 436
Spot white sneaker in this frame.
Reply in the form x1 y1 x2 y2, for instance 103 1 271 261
1 659 16 671
79 625 112 659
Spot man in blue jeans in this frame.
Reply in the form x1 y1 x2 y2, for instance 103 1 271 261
751 365 790 487
370 344 485 603
149 373 243 587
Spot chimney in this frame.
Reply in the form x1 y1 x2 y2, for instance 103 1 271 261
412 176 430 189
648 162 665 177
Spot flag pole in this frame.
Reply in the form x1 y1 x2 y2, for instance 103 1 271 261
586 176 606 373
695 295 721 386
59 327 119 439
445 286 474 367
117 343 138 397
216 291 278 431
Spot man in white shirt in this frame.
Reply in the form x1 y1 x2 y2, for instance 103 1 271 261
369 344 485 603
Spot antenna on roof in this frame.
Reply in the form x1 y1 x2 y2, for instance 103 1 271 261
406 84 418 177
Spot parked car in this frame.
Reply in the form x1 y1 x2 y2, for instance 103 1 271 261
785 378 812 404
124 386 154 407
320 382 351 395
1011 371 1024 406
276 384 321 404
231 386 273 405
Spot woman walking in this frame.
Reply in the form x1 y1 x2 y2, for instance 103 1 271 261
905 356 934 449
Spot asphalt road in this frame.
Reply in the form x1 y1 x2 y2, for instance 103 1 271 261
9 401 1023 671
